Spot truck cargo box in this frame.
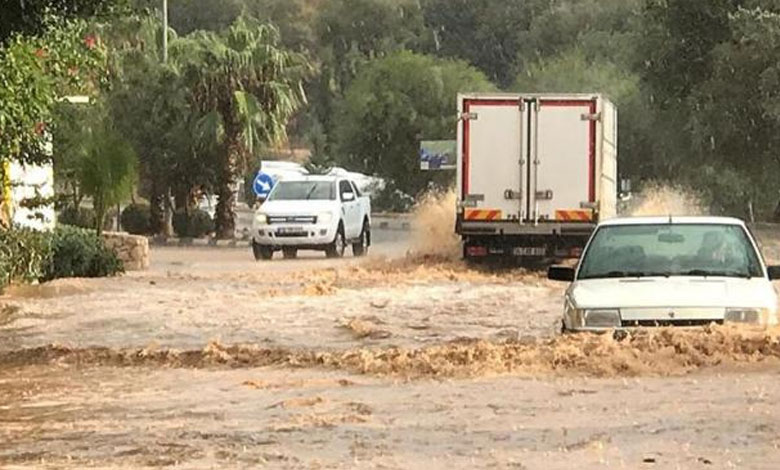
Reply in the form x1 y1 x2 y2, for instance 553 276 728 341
455 93 618 262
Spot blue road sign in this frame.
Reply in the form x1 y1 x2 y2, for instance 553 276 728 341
253 172 275 198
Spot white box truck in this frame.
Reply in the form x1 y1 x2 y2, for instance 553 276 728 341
455 93 618 264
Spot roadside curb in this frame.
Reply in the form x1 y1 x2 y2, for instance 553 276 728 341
372 214 413 232
149 237 251 248
147 215 413 248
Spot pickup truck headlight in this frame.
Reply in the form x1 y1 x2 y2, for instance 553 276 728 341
584 309 621 328
318 212 334 224
725 308 763 324
254 213 268 226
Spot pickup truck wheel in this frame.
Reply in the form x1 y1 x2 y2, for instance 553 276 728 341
352 222 370 257
282 247 298 259
326 225 346 258
253 242 273 261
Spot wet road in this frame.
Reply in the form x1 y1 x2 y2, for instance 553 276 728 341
2 227 780 469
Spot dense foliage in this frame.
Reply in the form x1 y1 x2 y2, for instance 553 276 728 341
335 51 494 195
0 227 51 286
172 209 213 238
120 204 152 235
0 225 123 288
41 225 123 281
7 0 780 236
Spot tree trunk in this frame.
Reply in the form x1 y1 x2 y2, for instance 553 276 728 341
149 177 165 235
214 142 240 239
214 166 236 239
94 195 105 237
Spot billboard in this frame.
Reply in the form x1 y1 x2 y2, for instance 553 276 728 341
419 140 456 170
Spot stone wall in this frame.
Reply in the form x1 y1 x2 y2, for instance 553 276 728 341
102 232 149 271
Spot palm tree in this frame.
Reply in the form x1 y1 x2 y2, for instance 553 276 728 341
183 16 308 239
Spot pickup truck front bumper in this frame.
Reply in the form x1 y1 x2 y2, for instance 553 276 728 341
252 222 338 247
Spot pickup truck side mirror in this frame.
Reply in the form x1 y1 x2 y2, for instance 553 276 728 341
342 192 355 202
768 266 780 280
548 266 575 282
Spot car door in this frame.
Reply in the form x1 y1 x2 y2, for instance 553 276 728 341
338 180 359 238
349 180 366 231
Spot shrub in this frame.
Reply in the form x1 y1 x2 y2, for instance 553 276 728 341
58 206 96 229
121 204 151 235
0 227 51 288
41 225 123 282
173 209 213 238
58 206 116 231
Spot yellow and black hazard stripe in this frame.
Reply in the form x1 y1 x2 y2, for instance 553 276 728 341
464 209 503 221
555 209 593 222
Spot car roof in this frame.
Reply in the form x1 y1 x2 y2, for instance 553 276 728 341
599 216 746 227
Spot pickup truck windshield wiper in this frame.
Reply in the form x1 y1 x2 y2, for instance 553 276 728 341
682 269 751 279
304 184 318 200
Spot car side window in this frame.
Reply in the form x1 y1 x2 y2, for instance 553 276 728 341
350 181 362 197
339 180 353 200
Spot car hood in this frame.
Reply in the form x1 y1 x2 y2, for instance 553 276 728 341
258 200 338 216
570 277 777 311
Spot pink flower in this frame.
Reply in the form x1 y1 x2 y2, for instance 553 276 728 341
84 35 97 50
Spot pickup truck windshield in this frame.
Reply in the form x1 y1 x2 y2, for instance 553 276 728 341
268 181 336 201
578 224 763 280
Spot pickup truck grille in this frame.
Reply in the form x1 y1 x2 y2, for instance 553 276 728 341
268 215 317 224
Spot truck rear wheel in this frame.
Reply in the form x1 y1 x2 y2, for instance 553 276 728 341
352 221 370 257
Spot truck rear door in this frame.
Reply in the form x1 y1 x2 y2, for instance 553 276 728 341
459 97 526 221
531 98 598 222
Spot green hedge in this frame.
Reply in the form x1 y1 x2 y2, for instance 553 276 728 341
0 225 123 288
120 204 151 235
42 226 124 282
58 206 96 229
173 209 213 238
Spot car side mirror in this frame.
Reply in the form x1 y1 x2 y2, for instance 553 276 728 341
768 266 780 280
548 266 575 282
342 192 355 202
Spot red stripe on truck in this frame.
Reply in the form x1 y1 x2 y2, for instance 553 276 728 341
462 101 470 198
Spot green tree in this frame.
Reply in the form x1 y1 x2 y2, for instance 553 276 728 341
512 48 653 185
421 0 548 87
0 19 107 167
308 0 426 161
0 0 132 42
71 107 138 235
106 16 212 235
183 17 309 238
334 51 495 196
687 7 780 218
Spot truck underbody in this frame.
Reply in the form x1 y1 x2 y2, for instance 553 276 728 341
457 218 595 266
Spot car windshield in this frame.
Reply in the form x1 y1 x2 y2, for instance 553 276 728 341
578 224 763 280
267 181 336 201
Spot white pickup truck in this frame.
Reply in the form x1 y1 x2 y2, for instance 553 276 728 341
251 176 371 260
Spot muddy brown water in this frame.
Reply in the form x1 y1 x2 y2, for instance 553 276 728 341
2 225 780 468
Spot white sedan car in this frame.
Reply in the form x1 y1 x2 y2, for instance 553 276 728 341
548 216 780 332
